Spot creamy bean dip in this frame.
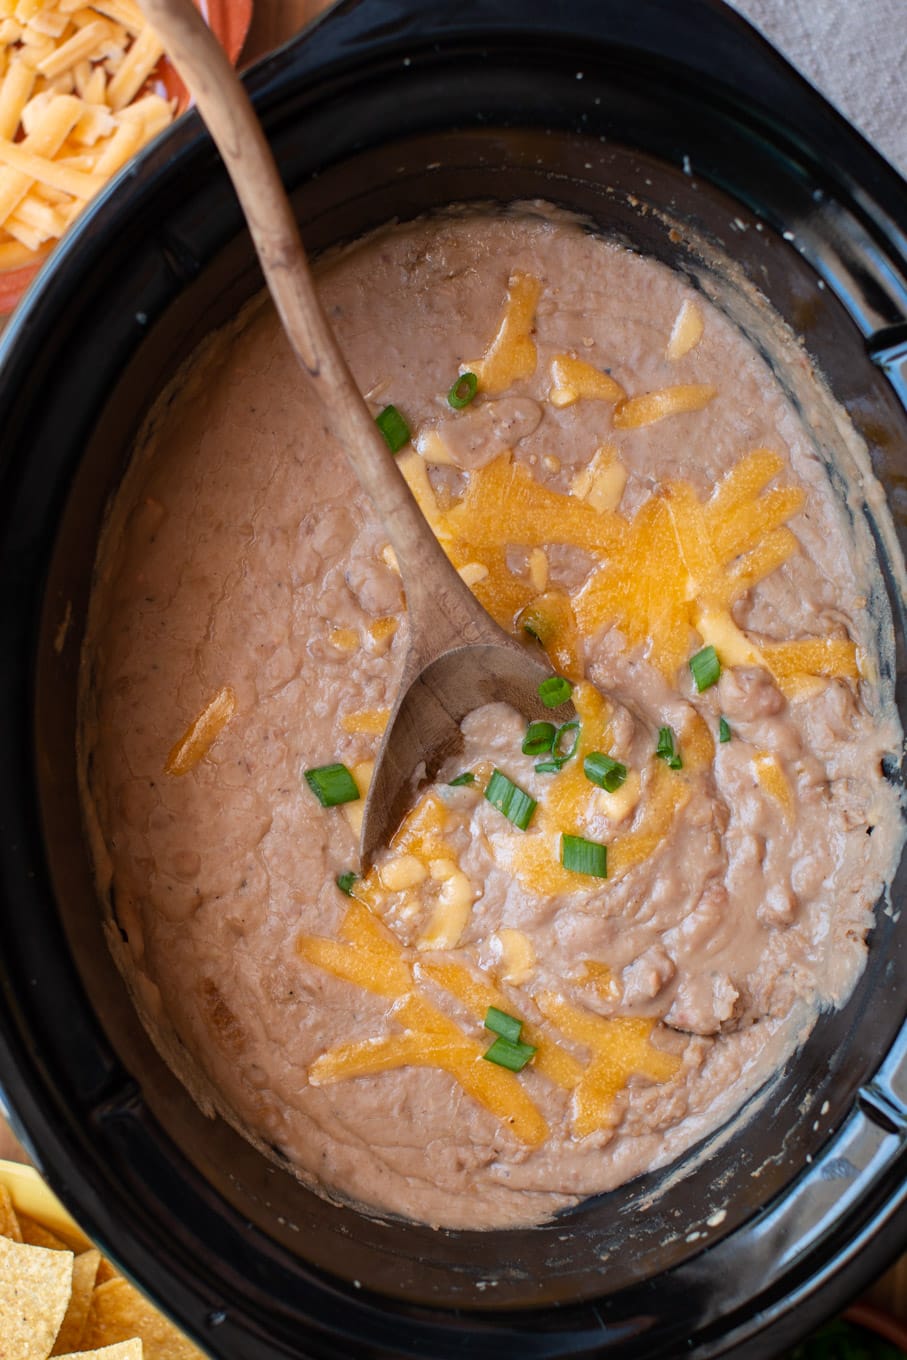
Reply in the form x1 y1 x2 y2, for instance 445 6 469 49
80 210 903 1230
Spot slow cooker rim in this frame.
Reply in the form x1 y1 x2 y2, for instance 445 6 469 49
0 1 905 1357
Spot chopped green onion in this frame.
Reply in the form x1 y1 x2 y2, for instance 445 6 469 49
447 371 478 409
655 726 683 770
719 716 732 744
522 721 556 756
533 720 582 774
482 1036 536 1072
561 834 608 878
305 762 360 806
484 1006 523 1043
336 872 358 896
689 644 721 692
375 404 411 453
555 719 581 760
484 768 537 830
538 676 573 708
584 752 627 793
448 771 476 786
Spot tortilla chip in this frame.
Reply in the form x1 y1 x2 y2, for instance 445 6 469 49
94 1257 119 1285
80 1277 204 1359
52 1247 100 1354
0 1181 23 1240
0 1234 73 1360
55 1345 143 1360
19 1213 70 1252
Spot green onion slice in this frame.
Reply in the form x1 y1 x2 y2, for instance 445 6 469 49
484 1006 523 1043
584 752 627 792
448 771 476 786
484 768 537 830
538 676 573 709
482 1036 537 1072
719 716 732 744
375 404 411 453
522 721 556 756
689 644 721 692
336 872 358 896
561 833 608 878
305 762 360 807
533 721 582 774
655 726 683 770
447 371 478 409
555 719 581 759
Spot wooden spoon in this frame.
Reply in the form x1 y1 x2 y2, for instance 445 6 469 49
138 0 572 863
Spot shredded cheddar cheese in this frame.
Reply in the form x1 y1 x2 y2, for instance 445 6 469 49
340 759 374 837
527 546 548 593
457 561 489 587
613 383 717 428
665 298 704 360
469 271 540 393
753 751 793 818
516 589 584 681
164 685 236 776
548 354 626 408
0 0 175 271
494 928 536 985
304 264 867 1156
328 626 358 652
535 992 681 1138
340 708 391 736
570 444 627 514
298 902 549 1145
596 769 641 823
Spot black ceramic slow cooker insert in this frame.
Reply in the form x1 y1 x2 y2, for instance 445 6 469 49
0 1 905 1356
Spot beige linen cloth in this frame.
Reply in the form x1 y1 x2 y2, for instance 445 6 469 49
729 0 907 178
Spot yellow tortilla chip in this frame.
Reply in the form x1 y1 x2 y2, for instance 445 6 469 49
80 1277 204 1359
54 1344 143 1360
0 1234 73 1360
52 1247 100 1354
94 1257 119 1285
19 1212 70 1251
0 1180 23 1240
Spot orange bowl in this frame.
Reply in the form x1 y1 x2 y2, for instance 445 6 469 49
0 0 253 316
158 0 254 113
0 256 50 316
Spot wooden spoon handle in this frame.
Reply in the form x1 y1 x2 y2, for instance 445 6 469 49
137 0 499 655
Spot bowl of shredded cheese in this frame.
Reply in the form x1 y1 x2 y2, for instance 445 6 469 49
0 0 251 314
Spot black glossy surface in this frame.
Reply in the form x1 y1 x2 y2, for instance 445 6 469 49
0 1 905 1357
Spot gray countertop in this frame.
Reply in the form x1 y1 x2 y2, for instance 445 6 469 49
728 0 907 179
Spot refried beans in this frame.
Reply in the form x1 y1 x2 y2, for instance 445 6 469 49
79 209 904 1230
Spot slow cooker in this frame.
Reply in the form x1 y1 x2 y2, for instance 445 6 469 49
0 1 905 1355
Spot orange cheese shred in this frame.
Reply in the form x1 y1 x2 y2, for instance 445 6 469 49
297 902 549 1146
548 354 626 408
613 383 717 429
536 993 681 1137
469 271 541 394
164 685 236 776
